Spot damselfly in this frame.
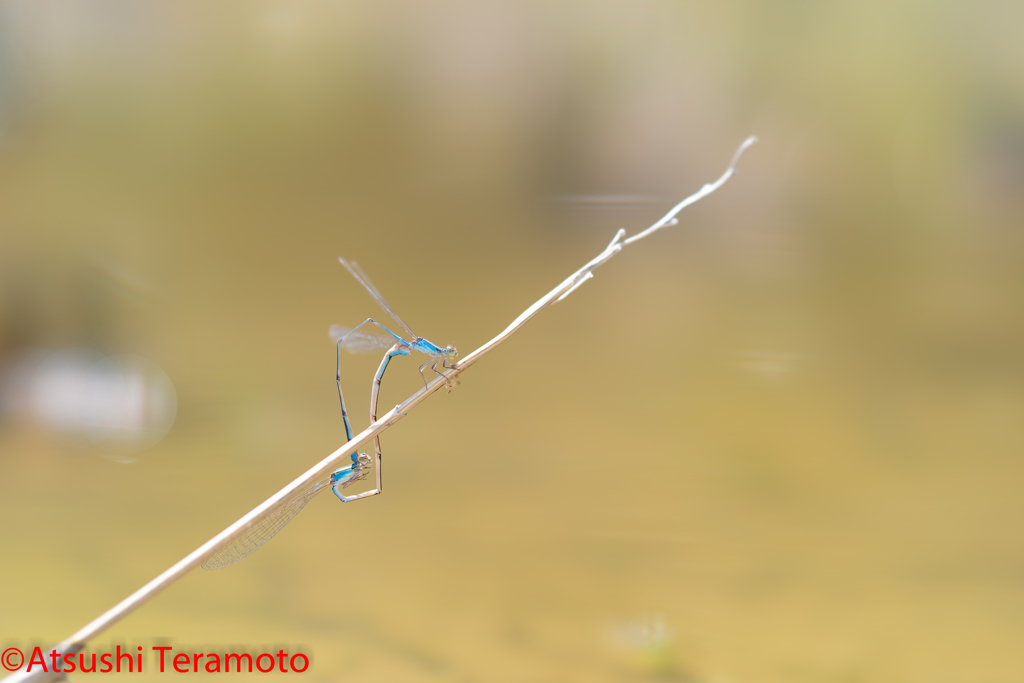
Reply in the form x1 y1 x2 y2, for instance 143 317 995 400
329 257 458 388
201 258 456 570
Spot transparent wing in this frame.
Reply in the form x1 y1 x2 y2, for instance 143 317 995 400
338 256 417 339
329 325 399 354
201 479 330 571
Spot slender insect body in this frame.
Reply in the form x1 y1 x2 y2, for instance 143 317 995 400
328 258 459 504
330 452 373 491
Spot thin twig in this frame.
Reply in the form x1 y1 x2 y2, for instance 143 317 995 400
7 137 756 676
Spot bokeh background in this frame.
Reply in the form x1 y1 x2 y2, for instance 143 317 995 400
2 1 1023 681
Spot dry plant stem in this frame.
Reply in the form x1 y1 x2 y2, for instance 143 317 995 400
27 137 757 666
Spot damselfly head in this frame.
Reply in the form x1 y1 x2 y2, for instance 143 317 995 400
339 453 373 488
444 344 458 357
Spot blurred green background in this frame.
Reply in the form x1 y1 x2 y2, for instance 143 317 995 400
1 1 1023 681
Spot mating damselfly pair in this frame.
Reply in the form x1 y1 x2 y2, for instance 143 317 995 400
201 258 457 570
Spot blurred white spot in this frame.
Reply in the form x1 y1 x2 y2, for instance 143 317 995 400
3 349 176 456
258 4 303 43
606 616 671 651
737 351 802 379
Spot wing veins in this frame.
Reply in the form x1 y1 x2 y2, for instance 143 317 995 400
329 325 398 354
338 257 417 339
